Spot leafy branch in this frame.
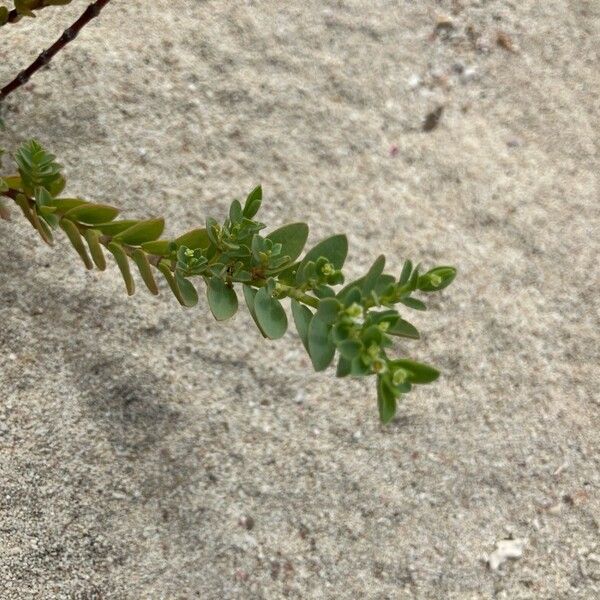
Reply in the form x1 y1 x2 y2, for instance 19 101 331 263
1 141 456 422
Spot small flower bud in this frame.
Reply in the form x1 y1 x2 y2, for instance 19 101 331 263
367 343 380 359
346 303 362 319
392 369 408 386
371 359 387 374
321 262 335 276
429 273 442 288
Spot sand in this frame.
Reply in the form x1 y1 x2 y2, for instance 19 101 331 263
1 0 599 598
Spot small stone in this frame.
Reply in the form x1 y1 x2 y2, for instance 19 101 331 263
423 106 444 132
460 66 479 84
497 30 517 53
407 74 421 90
547 503 562 515
239 515 255 531
487 538 526 570
434 15 455 36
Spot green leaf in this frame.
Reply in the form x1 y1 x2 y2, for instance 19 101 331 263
175 227 210 250
388 318 420 339
316 297 341 325
2 175 22 190
157 262 187 306
83 229 107 271
392 360 440 384
114 218 165 245
377 377 397 424
34 187 53 208
207 277 238 321
13 193 37 230
132 249 159 295
175 272 198 307
141 240 172 256
399 297 427 311
107 242 134 295
229 199 243 223
374 274 396 297
266 223 309 264
417 266 457 292
337 339 361 360
362 255 386 295
30 207 54 245
64 203 120 225
307 314 335 371
337 282 363 304
350 355 371 376
48 198 88 213
296 234 348 282
336 356 351 378
95 219 139 236
407 264 420 292
60 219 93 269
291 299 313 352
254 286 288 340
242 285 268 338
398 259 413 285
48 175 66 197
243 185 262 218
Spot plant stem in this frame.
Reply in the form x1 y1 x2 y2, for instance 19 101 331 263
0 0 112 103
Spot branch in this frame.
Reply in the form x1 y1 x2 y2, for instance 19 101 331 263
0 138 457 424
0 0 112 103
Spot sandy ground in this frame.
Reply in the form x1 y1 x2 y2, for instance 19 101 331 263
1 1 599 598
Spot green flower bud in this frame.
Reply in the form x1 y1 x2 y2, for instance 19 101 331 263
371 358 387 374
321 262 335 276
367 343 380 359
346 302 362 319
392 368 408 386
429 273 442 287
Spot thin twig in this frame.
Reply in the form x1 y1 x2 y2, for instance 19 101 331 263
0 0 112 103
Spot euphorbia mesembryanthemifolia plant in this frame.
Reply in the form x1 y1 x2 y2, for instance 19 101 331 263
0 0 456 422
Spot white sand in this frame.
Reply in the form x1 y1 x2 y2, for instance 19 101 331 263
1 1 598 598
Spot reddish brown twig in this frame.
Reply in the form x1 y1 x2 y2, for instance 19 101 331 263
0 0 112 103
